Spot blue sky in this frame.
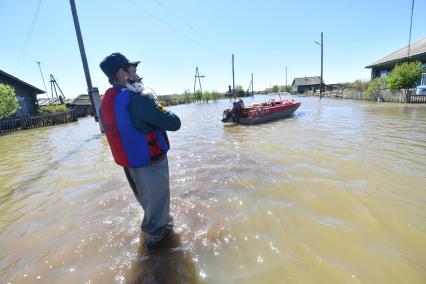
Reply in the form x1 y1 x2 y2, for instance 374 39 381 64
1 0 425 98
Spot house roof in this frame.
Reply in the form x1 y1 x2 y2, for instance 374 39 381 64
69 94 91 106
366 36 426 68
38 97 72 106
292 76 321 86
0 69 45 95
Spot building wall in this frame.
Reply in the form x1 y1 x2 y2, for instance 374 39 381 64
293 84 321 93
0 74 39 116
370 54 426 80
70 105 92 118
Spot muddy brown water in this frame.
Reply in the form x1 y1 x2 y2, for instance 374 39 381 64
1 95 425 283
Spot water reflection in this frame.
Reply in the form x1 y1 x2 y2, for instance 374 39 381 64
1 96 426 283
127 231 199 284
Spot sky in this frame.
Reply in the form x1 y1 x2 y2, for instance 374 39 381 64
0 0 425 98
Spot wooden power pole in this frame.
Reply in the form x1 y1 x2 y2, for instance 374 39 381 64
193 67 205 94
69 0 102 130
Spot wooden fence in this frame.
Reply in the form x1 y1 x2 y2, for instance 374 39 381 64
407 94 426 103
0 112 77 134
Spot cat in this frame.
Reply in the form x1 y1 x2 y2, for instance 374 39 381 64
125 79 158 100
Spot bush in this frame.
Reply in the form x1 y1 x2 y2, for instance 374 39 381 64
386 61 424 90
38 104 68 114
0 83 19 118
182 89 194 103
350 80 369 91
211 90 222 101
365 77 385 100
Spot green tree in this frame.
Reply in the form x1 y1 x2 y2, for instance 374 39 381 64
386 61 424 90
365 77 385 100
194 91 202 102
182 89 194 103
271 85 279 93
0 83 19 118
235 85 246 97
38 104 67 114
211 90 222 101
350 80 369 91
202 91 212 103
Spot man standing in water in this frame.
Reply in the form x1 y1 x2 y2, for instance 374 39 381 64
99 53 181 247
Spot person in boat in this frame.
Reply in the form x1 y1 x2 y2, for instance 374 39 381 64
222 99 244 123
100 53 181 248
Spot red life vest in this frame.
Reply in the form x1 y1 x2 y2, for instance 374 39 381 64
101 87 170 167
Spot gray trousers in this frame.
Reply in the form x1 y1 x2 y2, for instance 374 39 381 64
124 156 172 241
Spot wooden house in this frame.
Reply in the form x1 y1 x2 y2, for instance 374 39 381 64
0 69 45 117
67 94 93 118
366 36 426 79
291 76 322 93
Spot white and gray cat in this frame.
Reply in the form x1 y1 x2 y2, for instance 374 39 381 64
126 79 158 100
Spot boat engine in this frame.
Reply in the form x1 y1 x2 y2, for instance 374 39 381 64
221 99 244 123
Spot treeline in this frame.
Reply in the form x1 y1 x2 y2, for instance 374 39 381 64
158 90 222 106
158 85 254 106
263 85 292 93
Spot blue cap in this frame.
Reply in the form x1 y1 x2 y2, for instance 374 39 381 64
99 53 140 78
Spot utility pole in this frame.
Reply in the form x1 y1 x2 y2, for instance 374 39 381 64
232 54 235 97
315 32 324 99
36 61 49 97
247 73 254 96
285 66 288 88
251 73 254 96
407 0 415 59
193 67 205 94
320 32 323 98
50 74 66 103
69 0 102 130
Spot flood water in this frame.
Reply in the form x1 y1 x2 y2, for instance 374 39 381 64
1 95 425 284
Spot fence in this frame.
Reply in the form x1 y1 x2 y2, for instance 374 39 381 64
0 111 77 134
407 94 426 103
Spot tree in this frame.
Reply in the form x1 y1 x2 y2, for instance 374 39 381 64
364 77 385 100
386 61 424 90
0 83 19 118
182 89 194 103
194 91 202 102
235 85 246 97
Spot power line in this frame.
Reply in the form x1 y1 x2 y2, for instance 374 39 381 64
126 0 224 59
151 0 217 48
126 0 206 49
17 0 42 69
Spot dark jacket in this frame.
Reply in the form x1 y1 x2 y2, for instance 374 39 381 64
128 94 181 133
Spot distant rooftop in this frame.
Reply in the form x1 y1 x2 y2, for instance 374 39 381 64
366 36 426 68
69 94 91 106
292 76 321 86
38 97 71 106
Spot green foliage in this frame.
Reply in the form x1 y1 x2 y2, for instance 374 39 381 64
210 90 222 101
38 104 68 114
271 85 279 93
151 89 225 107
350 79 369 91
201 91 212 103
194 91 203 102
0 83 19 118
183 89 194 103
365 77 385 100
234 85 246 97
264 85 291 93
386 61 424 90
